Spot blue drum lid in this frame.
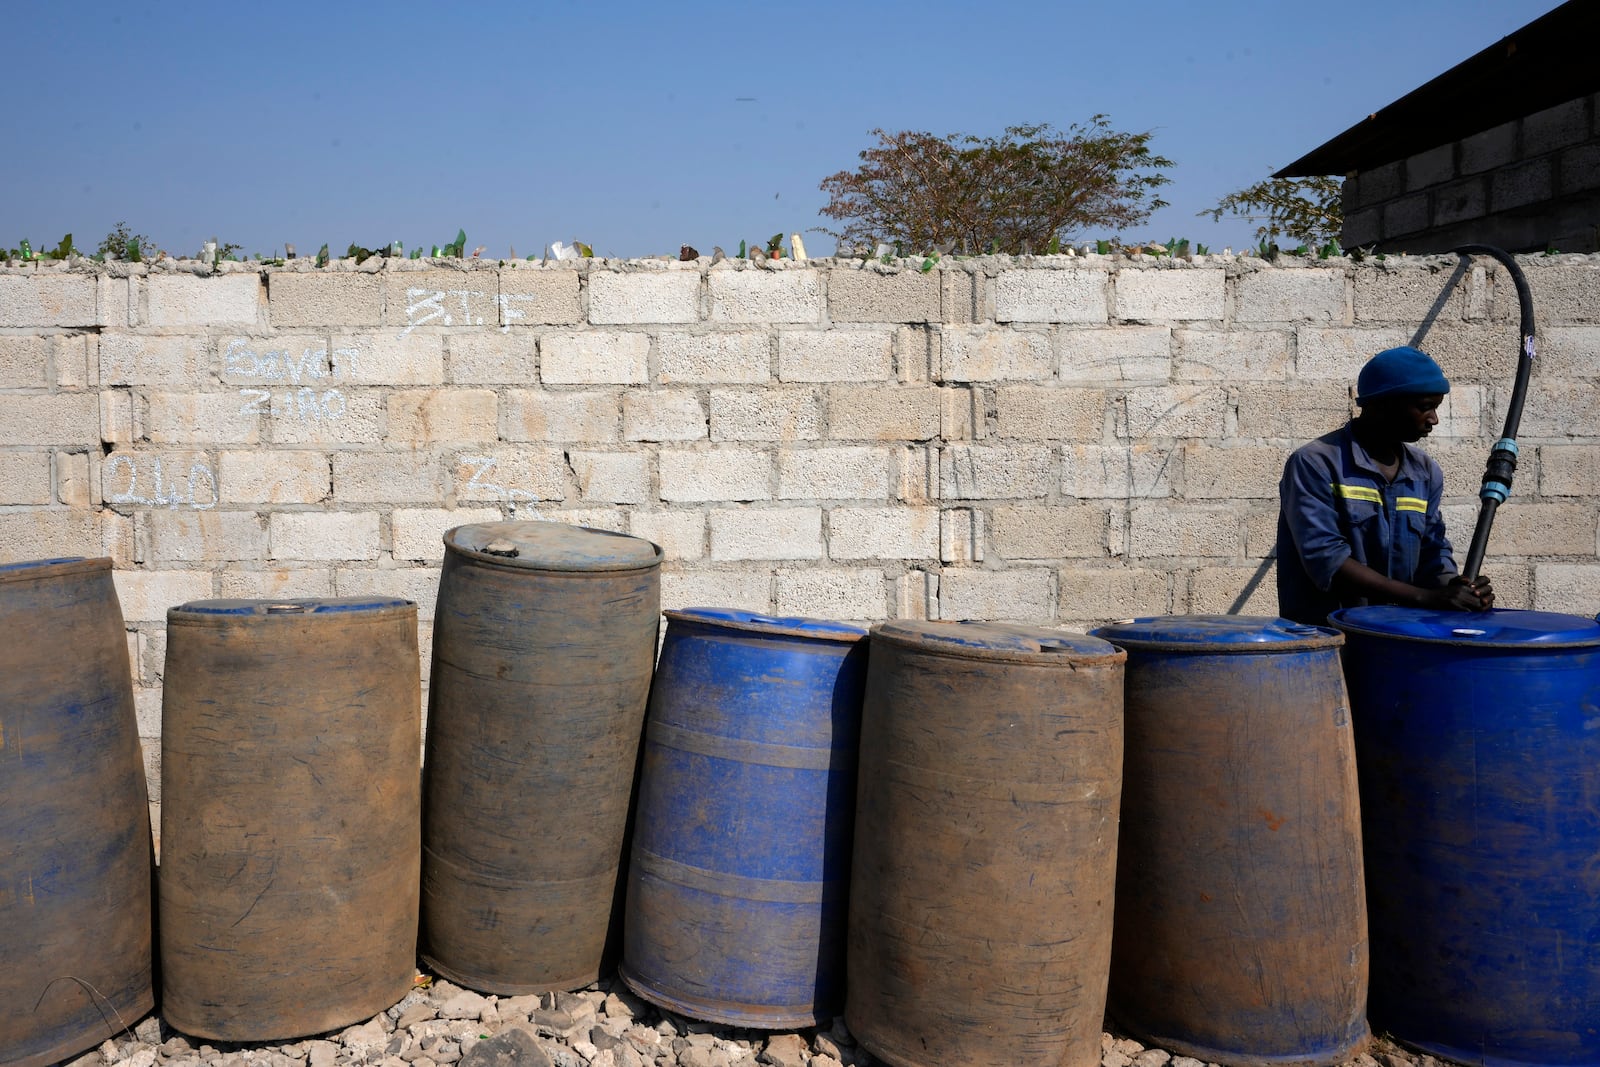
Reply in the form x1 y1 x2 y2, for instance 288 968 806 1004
874 619 1117 658
447 520 662 572
1330 605 1600 647
173 596 414 616
668 607 867 642
0 556 89 572
1092 614 1338 649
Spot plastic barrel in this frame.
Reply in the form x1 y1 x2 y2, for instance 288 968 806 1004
619 609 868 1028
159 596 421 1042
421 521 662 993
1 558 154 1067
1090 616 1369 1067
1331 606 1600 1067
846 621 1124 1067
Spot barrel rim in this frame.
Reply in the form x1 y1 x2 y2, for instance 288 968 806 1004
0 555 110 585
444 521 664 573
665 607 867 644
1329 606 1600 649
1093 632 1345 655
166 596 419 625
869 620 1126 667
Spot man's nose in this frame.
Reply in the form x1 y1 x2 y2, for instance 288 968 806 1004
1425 408 1439 425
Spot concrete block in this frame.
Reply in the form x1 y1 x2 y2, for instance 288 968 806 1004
1491 159 1553 212
776 568 887 620
1521 266 1600 325
263 389 381 446
332 451 442 503
390 506 502 562
825 386 942 441
1357 160 1403 205
939 507 983 565
994 269 1108 323
1427 384 1485 440
1062 443 1176 499
1182 444 1287 498
386 389 499 444
1460 120 1517 174
994 386 1107 441
497 268 583 326
937 568 1053 622
385 271 497 331
146 274 261 326
990 503 1108 560
1383 194 1430 239
657 331 771 383
1235 384 1354 439
1538 445 1600 496
777 446 890 500
540 331 650 384
1525 326 1600 380
1186 564 1279 615
1128 504 1241 558
1404 143 1456 189
218 449 330 504
53 334 93 389
1522 96 1590 155
828 506 939 560
1242 508 1281 559
219 335 336 385
0 335 50 387
537 504 628 532
453 448 568 506
0 274 98 327
329 332 445 385
1516 380 1600 437
1235 268 1346 324
1342 207 1382 249
99 391 135 446
827 269 939 323
939 387 977 442
1173 329 1291 381
709 506 823 561
629 510 706 561
938 327 1054 381
1058 566 1170 621
55 452 91 507
1559 144 1600 195
659 449 772 502
1533 563 1600 614
1114 270 1224 322
708 268 823 323
100 451 217 511
778 329 894 382
446 332 538 384
661 569 771 612
100 332 221 386
112 569 215 623
1433 176 1488 226
895 326 934 384
268 510 381 561
571 451 650 504
710 388 822 441
0 510 113 563
268 272 381 327
0 392 98 446
503 389 620 443
1353 266 1469 324
147 510 265 562
624 390 707 441
215 567 337 602
1058 326 1172 383
97 275 133 329
940 444 1055 500
1483 502 1596 557
0 451 52 505
940 270 979 324
335 566 442 621
1123 385 1229 438
589 270 700 324
1296 327 1408 381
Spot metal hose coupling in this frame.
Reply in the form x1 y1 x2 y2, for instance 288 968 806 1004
1480 437 1519 505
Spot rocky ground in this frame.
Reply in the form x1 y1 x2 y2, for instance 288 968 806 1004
55 970 1443 1067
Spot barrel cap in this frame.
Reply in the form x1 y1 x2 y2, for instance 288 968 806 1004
873 619 1118 662
446 520 662 572
1092 614 1340 652
668 607 867 642
1330 605 1600 647
171 596 414 616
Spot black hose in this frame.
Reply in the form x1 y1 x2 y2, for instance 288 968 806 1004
1451 244 1537 581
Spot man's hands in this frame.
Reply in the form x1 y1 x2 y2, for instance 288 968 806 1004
1420 574 1494 613
1332 558 1495 613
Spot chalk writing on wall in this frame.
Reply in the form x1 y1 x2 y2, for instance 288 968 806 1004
225 338 360 422
458 455 540 515
105 455 218 510
400 288 537 338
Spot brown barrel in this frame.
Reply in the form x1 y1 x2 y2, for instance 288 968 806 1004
1090 616 1368 1067
421 521 662 994
1 557 154 1067
159 596 421 1042
846 621 1125 1067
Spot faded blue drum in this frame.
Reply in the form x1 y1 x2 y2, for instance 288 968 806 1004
1331 606 1600 1067
620 609 868 1028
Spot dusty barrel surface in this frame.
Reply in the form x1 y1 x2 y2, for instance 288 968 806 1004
846 621 1124 1067
620 610 868 1028
1331 606 1600 1067
1093 615 1368 1067
159 596 421 1043
421 521 662 994
0 557 154 1067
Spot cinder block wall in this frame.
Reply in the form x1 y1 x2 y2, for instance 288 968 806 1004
4 253 1599 812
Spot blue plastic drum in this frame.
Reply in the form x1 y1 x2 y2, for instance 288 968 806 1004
1331 606 1600 1067
619 609 868 1027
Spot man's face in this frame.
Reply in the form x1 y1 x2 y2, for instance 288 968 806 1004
1369 394 1444 442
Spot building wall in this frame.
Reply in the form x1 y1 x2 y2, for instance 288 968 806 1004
1342 92 1600 254
3 253 1599 813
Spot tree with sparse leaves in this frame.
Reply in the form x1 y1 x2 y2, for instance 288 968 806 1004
817 118 1174 254
1202 175 1343 248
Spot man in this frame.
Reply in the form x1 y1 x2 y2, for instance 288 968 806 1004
1276 345 1494 626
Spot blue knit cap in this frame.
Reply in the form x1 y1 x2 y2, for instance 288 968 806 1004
1356 346 1450 404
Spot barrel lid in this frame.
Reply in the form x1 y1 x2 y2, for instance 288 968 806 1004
873 620 1118 660
667 607 867 642
1330 606 1600 647
1092 614 1339 651
0 556 88 573
446 520 662 572
172 596 414 616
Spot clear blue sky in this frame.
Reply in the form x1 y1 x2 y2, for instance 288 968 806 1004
1 0 1561 259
